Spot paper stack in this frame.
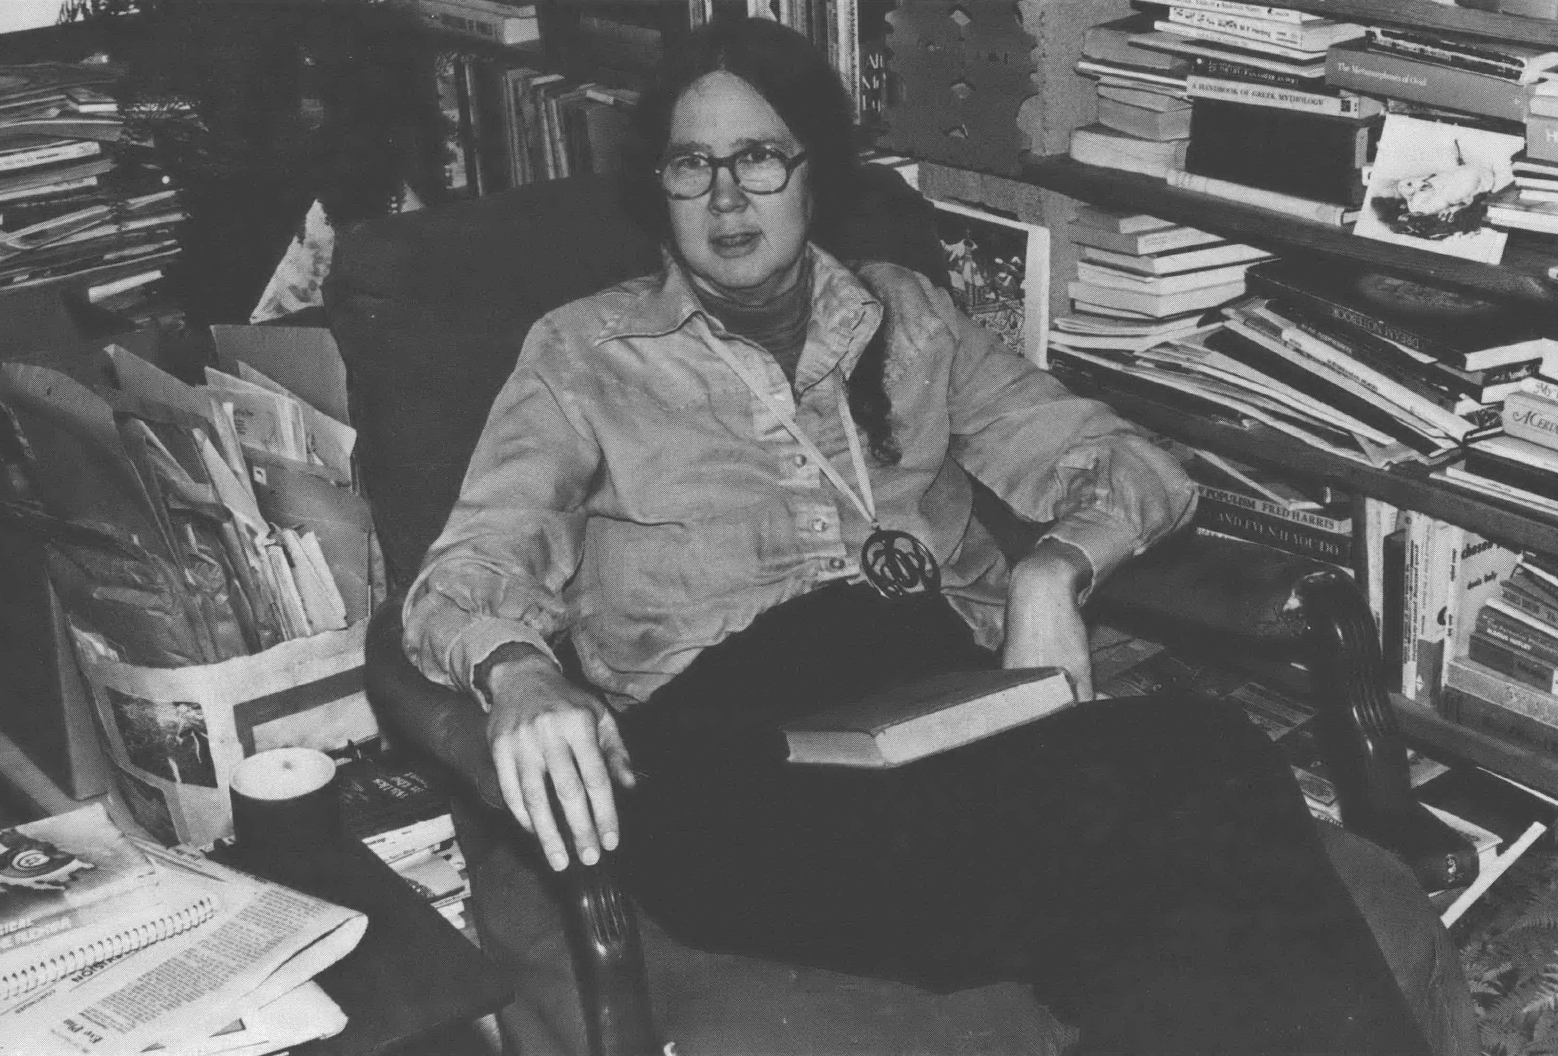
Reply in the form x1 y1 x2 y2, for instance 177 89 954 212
0 805 365 1056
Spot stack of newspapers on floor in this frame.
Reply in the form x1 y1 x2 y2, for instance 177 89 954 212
0 804 365 1056
337 753 470 932
1091 629 1558 927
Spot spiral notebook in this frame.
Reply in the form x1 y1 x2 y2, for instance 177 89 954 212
0 806 219 1002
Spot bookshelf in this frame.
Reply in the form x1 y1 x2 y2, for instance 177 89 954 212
1010 0 1558 793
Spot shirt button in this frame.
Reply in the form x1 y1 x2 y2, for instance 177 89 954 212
811 518 828 533
793 454 808 468
828 557 846 570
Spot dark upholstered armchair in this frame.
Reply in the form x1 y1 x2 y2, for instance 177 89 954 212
323 168 1466 1056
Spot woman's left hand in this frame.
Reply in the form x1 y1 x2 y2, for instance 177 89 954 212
1003 539 1095 701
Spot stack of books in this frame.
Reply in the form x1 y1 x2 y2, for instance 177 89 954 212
1069 13 1192 178
1119 0 1374 224
0 804 364 1055
0 61 183 325
412 0 540 48
1048 205 1269 359
1183 447 1355 570
1437 374 1558 519
337 753 470 931
1486 156 1558 235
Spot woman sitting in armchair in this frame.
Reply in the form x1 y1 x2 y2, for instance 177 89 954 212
400 17 1473 1055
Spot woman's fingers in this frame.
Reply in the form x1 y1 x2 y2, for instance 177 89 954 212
516 735 572 871
492 735 535 835
597 711 636 790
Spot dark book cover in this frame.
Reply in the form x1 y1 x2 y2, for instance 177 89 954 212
1463 447 1558 499
1504 577 1558 627
1185 99 1378 206
1478 603 1558 663
1245 258 1558 369
1469 632 1558 692
1188 53 1335 92
1272 305 1464 410
337 755 453 843
1192 496 1353 563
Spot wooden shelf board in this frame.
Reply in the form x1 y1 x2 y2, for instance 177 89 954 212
1072 384 1558 555
1021 155 1558 309
1275 0 1558 45
1393 697 1558 801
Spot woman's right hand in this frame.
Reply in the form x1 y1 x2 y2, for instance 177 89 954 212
484 647 636 871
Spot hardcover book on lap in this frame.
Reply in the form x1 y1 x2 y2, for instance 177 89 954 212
782 668 1075 768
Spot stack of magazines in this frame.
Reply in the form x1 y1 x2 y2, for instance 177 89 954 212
0 804 364 1056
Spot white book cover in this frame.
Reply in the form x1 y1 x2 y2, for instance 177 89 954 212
1354 114 1523 265
931 199 1051 368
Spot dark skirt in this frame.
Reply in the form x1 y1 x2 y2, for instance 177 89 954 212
615 583 1429 1056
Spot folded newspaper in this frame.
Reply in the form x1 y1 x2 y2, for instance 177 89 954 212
0 842 365 1056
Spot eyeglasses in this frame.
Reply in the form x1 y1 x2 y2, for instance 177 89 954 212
657 145 809 200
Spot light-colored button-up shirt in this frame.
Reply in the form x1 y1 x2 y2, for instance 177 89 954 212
403 245 1196 707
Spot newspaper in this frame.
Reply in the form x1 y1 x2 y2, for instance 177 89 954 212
0 843 366 1056
149 981 347 1056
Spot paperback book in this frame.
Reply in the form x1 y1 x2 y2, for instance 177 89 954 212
931 198 1050 366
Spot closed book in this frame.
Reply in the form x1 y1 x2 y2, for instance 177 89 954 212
1414 766 1556 858
1520 373 1558 403
1097 83 1193 112
1165 7 1363 51
1244 259 1558 371
337 755 456 858
1185 99 1375 206
1191 481 1352 532
1502 390 1558 451
1187 52 1331 90
1447 655 1558 724
1275 308 1468 413
1068 277 1245 317
1084 13 1189 72
1075 258 1255 294
1463 434 1558 495
1066 216 1223 255
782 668 1076 768
1153 19 1330 62
1184 75 1381 117
1192 500 1352 562
1069 123 1189 177
1164 168 1356 224
1458 0 1558 19
1526 115 1558 164
1078 239 1273 275
1162 0 1328 24
1515 555 1558 604
1505 578 1558 629
1133 30 1328 76
1096 96 1192 140
415 0 540 46
1326 41 1534 124
1478 599 1558 664
1440 684 1558 756
1072 204 1178 234
1469 632 1558 694
1364 26 1558 84
0 138 99 175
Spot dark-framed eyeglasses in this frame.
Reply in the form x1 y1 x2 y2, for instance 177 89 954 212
657 145 809 200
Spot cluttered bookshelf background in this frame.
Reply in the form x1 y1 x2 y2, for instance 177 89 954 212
9 0 1558 1050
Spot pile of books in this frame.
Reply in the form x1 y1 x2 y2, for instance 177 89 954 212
1053 251 1550 469
1069 13 1192 179
412 0 540 48
1047 205 1268 355
0 804 364 1055
1442 551 1558 740
0 60 182 325
1437 373 1558 519
338 754 470 931
1182 446 1354 570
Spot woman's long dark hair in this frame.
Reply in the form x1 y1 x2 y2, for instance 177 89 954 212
624 17 900 465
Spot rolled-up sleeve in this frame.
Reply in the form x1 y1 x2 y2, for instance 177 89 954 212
935 284 1196 595
401 316 600 696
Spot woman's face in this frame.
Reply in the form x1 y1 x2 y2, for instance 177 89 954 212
666 70 812 305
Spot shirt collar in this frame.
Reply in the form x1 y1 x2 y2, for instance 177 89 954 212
596 244 884 385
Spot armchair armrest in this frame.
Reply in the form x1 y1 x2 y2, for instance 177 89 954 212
1092 532 1474 891
364 602 659 1056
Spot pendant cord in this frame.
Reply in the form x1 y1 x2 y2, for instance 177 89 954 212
702 334 878 528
